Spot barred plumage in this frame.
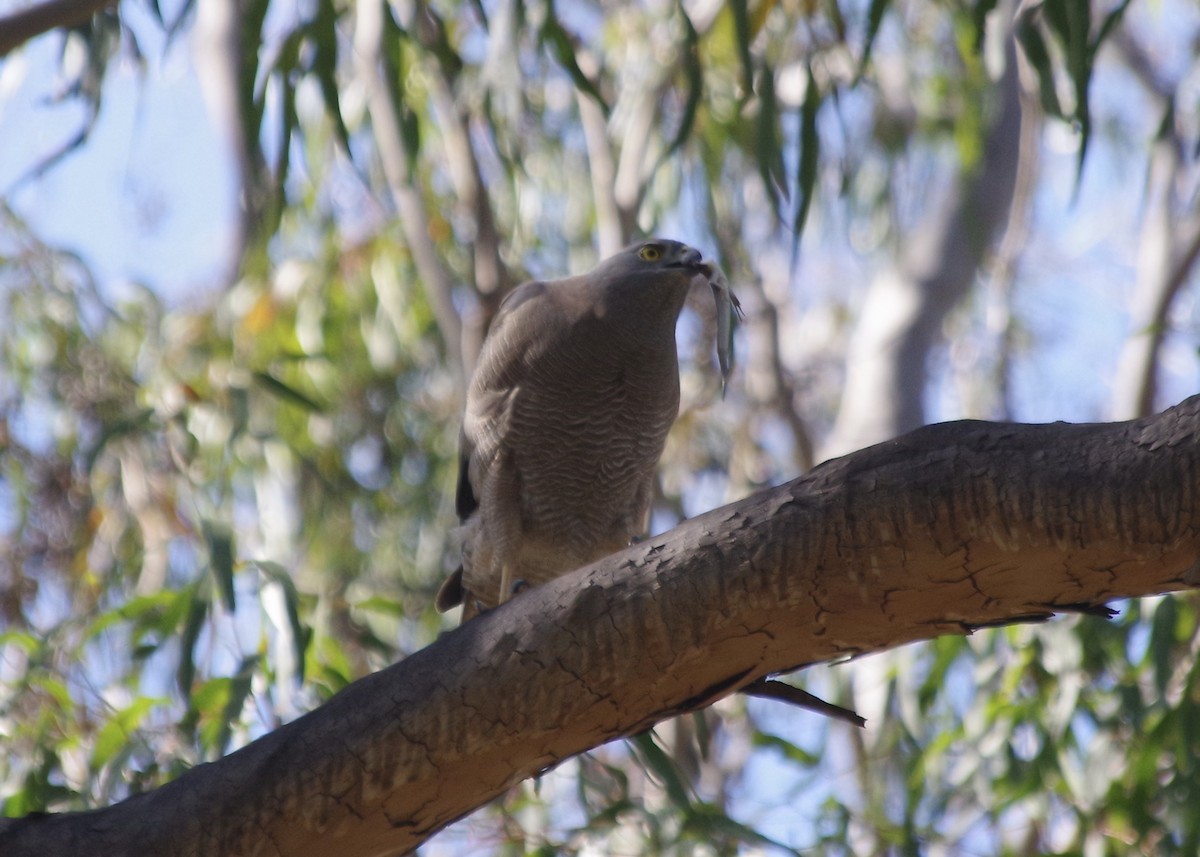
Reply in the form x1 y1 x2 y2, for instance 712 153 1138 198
436 239 738 621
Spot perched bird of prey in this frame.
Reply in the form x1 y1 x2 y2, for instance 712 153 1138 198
436 239 739 621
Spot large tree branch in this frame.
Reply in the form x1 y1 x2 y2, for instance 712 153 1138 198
0 0 115 58
4 396 1200 856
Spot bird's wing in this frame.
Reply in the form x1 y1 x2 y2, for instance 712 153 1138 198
468 280 566 392
460 279 578 466
455 280 560 511
440 280 573 614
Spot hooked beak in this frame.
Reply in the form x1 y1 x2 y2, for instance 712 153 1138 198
668 246 705 270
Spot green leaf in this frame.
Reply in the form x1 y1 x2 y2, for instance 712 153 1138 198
238 0 273 168
214 655 259 755
630 730 692 810
1093 0 1134 50
0 630 42 655
203 519 236 612
755 63 787 220
31 675 74 711
353 594 408 617
191 677 232 754
540 12 609 117
751 729 820 766
1016 15 1063 120
858 0 890 78
311 0 353 155
1062 0 1092 175
91 697 164 771
86 590 188 644
683 801 802 855
253 560 312 683
230 384 250 440
654 3 703 170
1153 102 1176 146
1040 0 1091 182
1146 595 1178 696
729 0 755 98
177 587 210 698
791 63 821 260
190 655 260 757
691 710 711 761
968 0 999 54
382 14 422 172
267 70 296 240
309 634 355 697
252 370 325 412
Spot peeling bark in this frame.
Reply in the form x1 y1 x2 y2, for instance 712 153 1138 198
4 397 1200 857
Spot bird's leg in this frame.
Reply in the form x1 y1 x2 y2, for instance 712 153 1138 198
498 564 519 603
478 452 527 608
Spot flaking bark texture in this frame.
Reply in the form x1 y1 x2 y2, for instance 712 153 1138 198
4 397 1200 857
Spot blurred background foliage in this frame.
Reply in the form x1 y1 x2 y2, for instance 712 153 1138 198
2 0 1200 853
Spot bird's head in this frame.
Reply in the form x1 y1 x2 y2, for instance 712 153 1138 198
589 239 706 317
582 239 740 382
595 239 706 279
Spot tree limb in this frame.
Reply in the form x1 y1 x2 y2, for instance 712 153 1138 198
4 396 1200 856
353 0 465 387
824 23 1024 456
1110 28 1200 420
0 0 115 58
742 679 866 728
577 53 628 258
407 3 512 375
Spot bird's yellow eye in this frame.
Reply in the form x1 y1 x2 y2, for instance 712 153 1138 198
638 245 662 262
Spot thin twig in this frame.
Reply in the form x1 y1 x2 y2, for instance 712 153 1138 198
742 679 867 728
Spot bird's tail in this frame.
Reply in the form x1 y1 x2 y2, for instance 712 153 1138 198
435 566 481 623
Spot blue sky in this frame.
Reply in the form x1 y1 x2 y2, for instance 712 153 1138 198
1 1 236 303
